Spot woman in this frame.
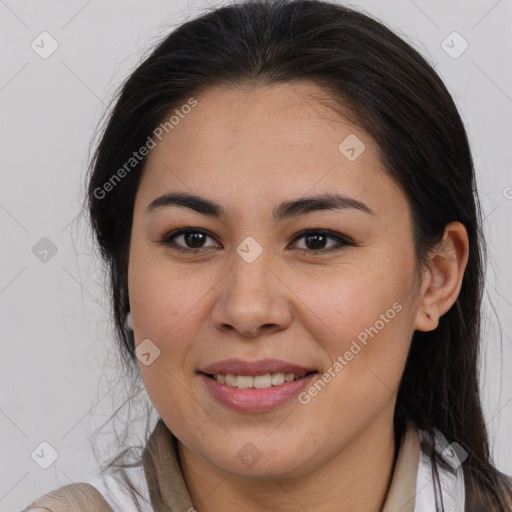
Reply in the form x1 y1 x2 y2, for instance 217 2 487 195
22 0 512 510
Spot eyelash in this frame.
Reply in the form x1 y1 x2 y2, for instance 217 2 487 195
159 228 354 255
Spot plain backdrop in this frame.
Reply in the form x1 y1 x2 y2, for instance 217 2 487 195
1 0 511 510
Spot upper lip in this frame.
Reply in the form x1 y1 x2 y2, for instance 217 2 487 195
200 358 316 377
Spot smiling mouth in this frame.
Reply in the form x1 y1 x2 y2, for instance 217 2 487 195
202 371 318 390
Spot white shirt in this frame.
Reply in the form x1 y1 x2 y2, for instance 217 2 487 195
414 428 465 512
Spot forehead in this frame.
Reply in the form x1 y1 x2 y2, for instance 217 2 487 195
137 81 408 220
148 81 369 160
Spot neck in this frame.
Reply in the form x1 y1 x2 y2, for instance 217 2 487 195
177 414 398 512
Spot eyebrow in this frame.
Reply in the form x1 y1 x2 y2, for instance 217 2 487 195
145 191 375 222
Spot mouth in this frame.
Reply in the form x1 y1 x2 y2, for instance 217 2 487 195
201 370 318 390
199 369 319 412
198 358 319 411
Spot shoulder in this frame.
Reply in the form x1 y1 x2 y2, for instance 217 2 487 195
22 482 112 512
22 466 151 512
90 465 152 512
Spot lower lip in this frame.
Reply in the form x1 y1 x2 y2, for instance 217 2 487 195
199 373 318 412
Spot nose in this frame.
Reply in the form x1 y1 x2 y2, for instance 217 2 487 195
211 248 293 338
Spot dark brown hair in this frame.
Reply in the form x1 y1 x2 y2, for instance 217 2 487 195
82 0 512 509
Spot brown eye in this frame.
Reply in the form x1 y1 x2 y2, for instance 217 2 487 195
160 227 353 255
161 228 220 252
290 229 353 253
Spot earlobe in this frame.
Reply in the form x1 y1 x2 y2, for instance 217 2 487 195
413 221 469 333
126 311 133 331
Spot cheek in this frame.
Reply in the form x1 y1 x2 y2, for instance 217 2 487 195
292 263 405 339
128 260 203 419
128 251 209 341
292 262 412 391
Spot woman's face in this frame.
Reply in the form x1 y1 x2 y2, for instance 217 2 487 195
128 81 424 477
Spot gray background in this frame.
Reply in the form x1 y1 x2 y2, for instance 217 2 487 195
1 0 511 510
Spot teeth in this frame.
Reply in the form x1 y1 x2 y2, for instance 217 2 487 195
225 374 237 387
254 374 272 388
213 372 307 389
271 373 285 385
236 375 254 389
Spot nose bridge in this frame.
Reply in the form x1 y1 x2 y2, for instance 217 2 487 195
212 234 291 335
228 234 273 297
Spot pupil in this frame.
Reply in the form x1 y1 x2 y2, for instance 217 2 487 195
307 234 325 250
186 232 205 248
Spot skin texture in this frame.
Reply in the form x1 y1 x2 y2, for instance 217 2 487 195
127 81 469 512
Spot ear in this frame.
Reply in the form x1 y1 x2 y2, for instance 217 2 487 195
413 221 469 332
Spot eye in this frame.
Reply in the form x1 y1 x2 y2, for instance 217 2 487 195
289 229 354 254
160 228 220 253
160 228 353 254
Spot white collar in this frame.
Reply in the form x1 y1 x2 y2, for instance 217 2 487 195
414 427 466 511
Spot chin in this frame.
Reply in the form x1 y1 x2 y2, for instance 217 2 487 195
203 444 315 480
